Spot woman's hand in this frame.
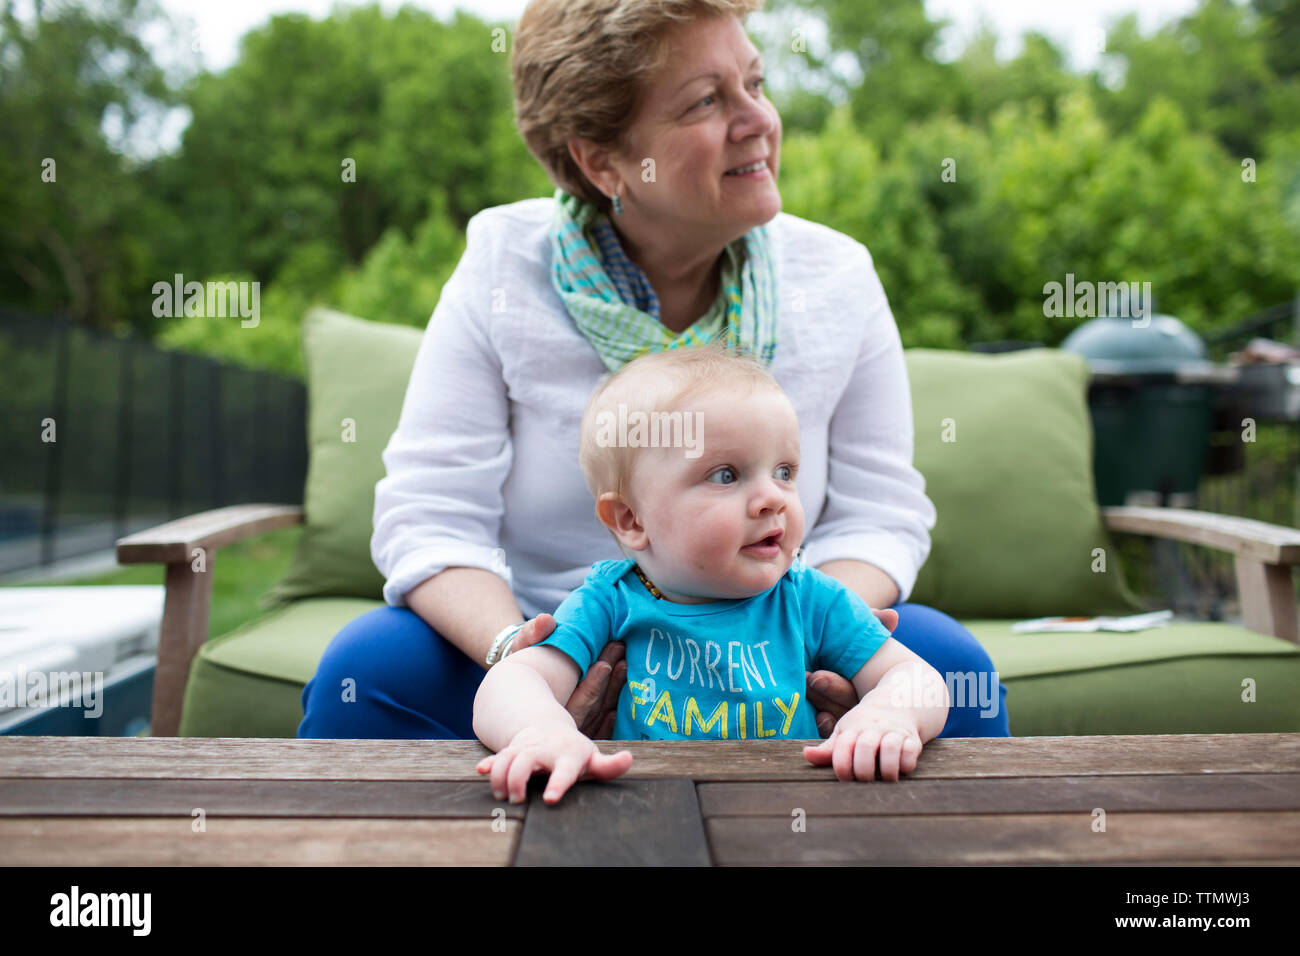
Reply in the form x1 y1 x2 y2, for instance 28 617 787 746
805 607 899 737
508 614 628 740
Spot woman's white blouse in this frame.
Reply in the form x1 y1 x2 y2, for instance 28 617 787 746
371 198 936 619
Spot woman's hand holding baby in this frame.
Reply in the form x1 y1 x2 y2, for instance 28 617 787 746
508 613 628 740
805 606 898 736
801 702 924 782
476 723 633 805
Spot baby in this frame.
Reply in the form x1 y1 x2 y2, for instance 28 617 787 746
473 341 950 804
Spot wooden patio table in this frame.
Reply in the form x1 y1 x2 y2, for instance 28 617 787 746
2 734 1298 866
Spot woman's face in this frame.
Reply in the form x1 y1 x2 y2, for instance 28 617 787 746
611 16 782 240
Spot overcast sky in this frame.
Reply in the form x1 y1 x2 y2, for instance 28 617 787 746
159 0 1202 74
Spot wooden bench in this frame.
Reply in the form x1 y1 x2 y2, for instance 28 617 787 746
116 504 1300 738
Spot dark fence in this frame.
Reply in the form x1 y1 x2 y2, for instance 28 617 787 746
0 308 307 575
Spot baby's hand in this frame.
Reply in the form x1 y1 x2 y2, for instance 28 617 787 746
802 703 923 782
476 722 633 805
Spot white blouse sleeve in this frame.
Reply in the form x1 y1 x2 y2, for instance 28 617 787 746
370 215 515 607
799 245 937 604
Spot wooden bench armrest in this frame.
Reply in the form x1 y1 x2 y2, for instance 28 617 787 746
1102 506 1300 645
116 504 305 565
114 504 304 737
1101 507 1300 564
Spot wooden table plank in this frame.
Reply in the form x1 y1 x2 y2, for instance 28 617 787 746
762 859 1298 867
706 811 1300 865
5 735 1298 867
0 817 519 866
698 773 1300 816
1051 860 1297 866
514 779 711 867
3 734 1297 781
0 779 525 818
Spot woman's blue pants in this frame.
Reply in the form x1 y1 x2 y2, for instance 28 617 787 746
299 601 1010 739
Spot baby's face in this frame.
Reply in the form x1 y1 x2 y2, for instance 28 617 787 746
624 385 805 602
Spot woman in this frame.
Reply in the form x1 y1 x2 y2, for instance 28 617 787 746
299 0 1009 741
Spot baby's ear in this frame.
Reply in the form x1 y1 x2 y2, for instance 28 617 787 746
595 493 648 550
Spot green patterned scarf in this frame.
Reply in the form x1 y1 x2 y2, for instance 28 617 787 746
549 188 778 372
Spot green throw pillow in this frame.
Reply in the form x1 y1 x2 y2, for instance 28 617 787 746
265 308 422 605
904 348 1144 618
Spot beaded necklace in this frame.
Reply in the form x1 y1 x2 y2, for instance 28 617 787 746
632 563 665 600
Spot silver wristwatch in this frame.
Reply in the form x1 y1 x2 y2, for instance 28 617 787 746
485 621 525 667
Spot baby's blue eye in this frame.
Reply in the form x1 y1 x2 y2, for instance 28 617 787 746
775 464 793 481
707 467 737 485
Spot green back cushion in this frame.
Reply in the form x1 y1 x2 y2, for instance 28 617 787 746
904 348 1141 617
268 313 1141 618
266 308 422 605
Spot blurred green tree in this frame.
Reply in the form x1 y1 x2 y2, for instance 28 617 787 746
3 0 1298 378
1092 0 1298 160
778 0 961 145
779 94 1300 347
0 0 179 331
157 5 546 289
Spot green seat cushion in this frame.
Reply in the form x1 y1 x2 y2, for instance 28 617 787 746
905 348 1144 618
266 308 422 604
179 597 383 737
967 619 1300 736
180 597 1300 738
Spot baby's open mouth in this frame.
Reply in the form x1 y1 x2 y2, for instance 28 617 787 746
744 530 783 549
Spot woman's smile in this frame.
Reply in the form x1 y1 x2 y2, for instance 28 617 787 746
723 158 771 180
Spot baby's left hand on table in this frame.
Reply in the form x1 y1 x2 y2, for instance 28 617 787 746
802 702 923 782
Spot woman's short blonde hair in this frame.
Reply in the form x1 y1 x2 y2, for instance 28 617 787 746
512 0 765 215
578 341 783 507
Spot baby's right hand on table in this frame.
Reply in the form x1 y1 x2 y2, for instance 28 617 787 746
476 723 633 805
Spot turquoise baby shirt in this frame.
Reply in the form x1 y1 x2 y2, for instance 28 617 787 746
537 558 892 741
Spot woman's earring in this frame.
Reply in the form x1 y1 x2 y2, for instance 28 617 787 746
611 192 624 216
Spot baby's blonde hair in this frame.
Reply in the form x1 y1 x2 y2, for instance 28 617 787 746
578 340 782 507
